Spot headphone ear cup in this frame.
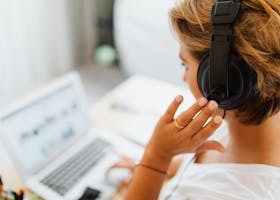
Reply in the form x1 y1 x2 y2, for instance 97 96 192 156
197 53 211 98
197 53 256 110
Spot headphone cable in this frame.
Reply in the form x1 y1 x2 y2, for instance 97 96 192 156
222 110 227 119
163 154 197 200
164 110 226 199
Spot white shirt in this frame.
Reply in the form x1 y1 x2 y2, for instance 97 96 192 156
159 154 280 200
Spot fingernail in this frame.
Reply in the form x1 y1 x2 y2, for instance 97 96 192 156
176 95 183 102
198 97 207 106
214 116 223 124
208 101 218 111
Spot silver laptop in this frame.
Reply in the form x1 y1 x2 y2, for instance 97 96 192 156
0 72 143 200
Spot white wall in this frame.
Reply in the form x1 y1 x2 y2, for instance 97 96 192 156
114 0 186 86
0 0 97 107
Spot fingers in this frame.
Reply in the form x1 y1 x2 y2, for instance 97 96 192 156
196 140 225 153
162 95 184 122
108 162 134 171
192 115 223 145
107 156 135 172
186 101 218 134
175 97 208 127
123 175 132 184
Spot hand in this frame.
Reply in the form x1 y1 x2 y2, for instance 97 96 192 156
107 156 135 184
145 96 224 163
108 156 136 172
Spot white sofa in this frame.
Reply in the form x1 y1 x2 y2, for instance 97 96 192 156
114 0 185 85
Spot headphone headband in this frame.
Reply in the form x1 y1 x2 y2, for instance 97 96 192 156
197 0 256 110
211 0 241 24
208 0 241 100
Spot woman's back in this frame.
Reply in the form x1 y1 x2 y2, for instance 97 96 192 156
160 161 280 199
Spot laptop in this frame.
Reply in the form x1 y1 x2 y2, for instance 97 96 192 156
0 72 143 200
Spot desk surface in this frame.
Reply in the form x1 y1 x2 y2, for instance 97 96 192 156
0 75 192 199
90 75 194 146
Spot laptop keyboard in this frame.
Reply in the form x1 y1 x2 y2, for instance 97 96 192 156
40 138 111 196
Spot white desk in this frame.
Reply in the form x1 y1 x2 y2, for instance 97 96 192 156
90 75 195 146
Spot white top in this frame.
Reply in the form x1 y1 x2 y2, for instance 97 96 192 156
159 156 280 200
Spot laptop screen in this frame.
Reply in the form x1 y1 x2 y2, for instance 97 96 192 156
0 83 90 174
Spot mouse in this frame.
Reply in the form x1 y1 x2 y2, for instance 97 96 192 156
105 168 132 187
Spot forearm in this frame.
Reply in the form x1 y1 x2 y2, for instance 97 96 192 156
125 149 172 200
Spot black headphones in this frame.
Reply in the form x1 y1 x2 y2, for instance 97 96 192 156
197 0 257 110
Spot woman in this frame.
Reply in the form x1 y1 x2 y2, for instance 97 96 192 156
111 0 280 199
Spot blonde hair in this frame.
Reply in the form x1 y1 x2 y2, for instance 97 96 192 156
170 0 280 124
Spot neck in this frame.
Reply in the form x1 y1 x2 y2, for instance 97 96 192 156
224 111 280 165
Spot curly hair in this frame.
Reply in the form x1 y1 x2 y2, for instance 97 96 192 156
170 0 280 124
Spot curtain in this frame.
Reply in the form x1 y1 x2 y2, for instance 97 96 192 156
0 0 96 106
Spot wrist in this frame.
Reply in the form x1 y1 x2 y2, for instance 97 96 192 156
141 147 172 173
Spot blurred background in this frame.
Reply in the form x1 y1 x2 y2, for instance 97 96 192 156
0 0 185 107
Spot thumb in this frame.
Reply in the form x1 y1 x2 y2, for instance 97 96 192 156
196 140 225 153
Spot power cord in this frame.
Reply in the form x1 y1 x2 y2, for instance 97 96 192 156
163 154 197 200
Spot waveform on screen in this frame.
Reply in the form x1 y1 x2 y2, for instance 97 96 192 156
19 102 78 143
40 126 75 157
